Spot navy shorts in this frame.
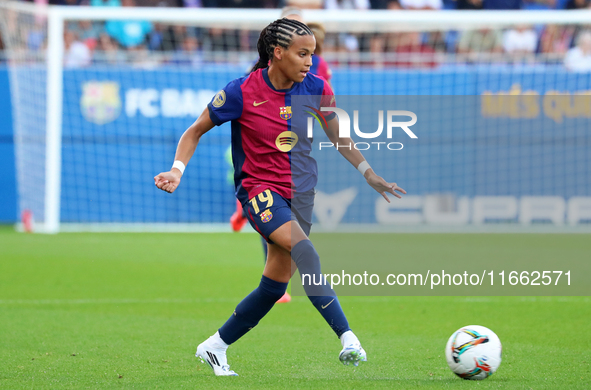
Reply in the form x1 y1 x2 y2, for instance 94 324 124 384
243 189 315 243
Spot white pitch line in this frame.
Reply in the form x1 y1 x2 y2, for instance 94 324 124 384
0 296 587 306
0 297 239 305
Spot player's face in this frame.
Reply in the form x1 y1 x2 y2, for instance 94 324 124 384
283 34 315 83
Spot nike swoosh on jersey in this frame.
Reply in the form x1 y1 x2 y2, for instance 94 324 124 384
321 298 335 309
253 100 269 106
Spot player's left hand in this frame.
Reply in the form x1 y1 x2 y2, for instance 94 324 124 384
365 172 406 203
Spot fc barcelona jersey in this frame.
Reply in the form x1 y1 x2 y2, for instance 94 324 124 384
207 68 335 205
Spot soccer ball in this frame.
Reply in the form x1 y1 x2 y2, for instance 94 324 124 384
445 325 502 380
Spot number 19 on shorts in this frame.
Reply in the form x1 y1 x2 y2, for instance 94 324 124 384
249 189 274 214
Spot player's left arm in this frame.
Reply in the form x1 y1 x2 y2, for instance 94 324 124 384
323 117 406 203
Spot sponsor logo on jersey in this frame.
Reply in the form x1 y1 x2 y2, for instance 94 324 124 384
80 81 121 125
260 209 273 223
279 106 292 120
212 90 226 108
275 131 298 152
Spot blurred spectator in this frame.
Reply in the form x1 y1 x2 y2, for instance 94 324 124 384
203 28 240 53
182 0 202 6
96 33 127 64
287 0 323 9
148 24 190 51
27 20 46 51
323 0 366 63
170 35 202 66
37 0 73 4
428 31 448 52
522 0 556 9
456 0 483 9
387 0 402 7
564 31 591 71
457 29 503 60
565 0 589 8
67 21 105 51
64 30 91 67
483 0 521 9
204 0 276 7
128 45 160 68
148 24 167 50
307 22 332 81
400 0 442 9
90 0 122 5
135 0 182 5
68 21 104 41
0 31 5 63
503 25 537 55
37 0 85 4
369 31 439 68
369 0 390 7
539 25 575 55
393 32 438 67
325 0 370 9
105 0 153 48
369 34 386 68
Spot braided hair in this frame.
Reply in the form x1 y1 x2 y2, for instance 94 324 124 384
250 18 313 73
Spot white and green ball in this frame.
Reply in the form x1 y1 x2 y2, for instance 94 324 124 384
445 325 502 380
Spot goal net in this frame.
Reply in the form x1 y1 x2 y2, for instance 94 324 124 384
1 2 590 232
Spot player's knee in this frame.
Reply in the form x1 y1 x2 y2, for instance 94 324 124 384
269 221 308 252
287 236 308 252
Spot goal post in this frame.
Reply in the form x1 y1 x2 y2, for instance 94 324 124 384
45 6 65 234
1 2 590 233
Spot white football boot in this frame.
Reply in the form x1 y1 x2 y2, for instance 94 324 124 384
196 332 238 376
338 330 367 367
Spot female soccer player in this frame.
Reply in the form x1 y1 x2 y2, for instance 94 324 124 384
154 18 405 376
230 17 333 305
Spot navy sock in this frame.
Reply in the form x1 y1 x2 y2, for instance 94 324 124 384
291 240 351 338
218 275 287 345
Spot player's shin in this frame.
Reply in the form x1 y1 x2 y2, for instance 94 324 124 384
218 275 287 344
291 240 351 338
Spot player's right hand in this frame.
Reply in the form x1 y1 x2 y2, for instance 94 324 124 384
154 170 182 193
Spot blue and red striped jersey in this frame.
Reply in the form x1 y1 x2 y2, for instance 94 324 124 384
208 68 335 205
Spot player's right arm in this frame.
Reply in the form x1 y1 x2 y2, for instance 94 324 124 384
154 108 215 194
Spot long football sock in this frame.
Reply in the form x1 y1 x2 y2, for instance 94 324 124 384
218 275 287 345
291 239 351 338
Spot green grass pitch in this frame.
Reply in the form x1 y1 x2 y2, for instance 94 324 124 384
0 227 589 389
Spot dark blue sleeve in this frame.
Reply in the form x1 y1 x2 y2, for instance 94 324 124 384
207 78 244 126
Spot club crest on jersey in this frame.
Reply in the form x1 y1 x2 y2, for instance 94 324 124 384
275 131 298 152
80 81 121 125
279 106 292 120
260 209 273 223
212 90 226 108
